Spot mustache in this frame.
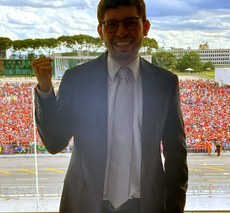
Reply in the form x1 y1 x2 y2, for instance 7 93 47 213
113 36 133 42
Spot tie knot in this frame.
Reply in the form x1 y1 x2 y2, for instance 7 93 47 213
117 67 133 80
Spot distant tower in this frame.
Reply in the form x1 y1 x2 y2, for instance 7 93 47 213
199 42 209 50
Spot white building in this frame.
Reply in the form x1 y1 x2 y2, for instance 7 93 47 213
169 42 230 68
215 68 230 86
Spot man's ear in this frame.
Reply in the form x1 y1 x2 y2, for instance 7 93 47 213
97 24 104 42
143 20 150 36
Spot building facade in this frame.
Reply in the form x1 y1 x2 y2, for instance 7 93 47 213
169 42 230 68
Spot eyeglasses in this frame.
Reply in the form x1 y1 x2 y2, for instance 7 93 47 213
102 17 141 33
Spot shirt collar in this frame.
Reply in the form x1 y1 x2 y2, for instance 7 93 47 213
107 54 140 82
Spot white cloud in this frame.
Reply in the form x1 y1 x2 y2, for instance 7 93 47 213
7 9 42 25
0 0 95 9
0 0 229 50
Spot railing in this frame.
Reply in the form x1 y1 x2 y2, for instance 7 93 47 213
1 184 230 199
188 184 230 196
187 148 230 154
1 146 230 155
1 185 229 213
0 184 63 199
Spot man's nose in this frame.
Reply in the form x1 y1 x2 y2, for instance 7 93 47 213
116 22 128 37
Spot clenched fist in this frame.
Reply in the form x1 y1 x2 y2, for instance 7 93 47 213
32 56 53 92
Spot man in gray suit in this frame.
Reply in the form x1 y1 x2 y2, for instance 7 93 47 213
32 0 188 212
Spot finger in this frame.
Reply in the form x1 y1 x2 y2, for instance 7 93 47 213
33 61 52 69
32 58 52 68
39 65 52 73
32 57 52 68
32 60 52 73
31 55 46 66
34 64 52 75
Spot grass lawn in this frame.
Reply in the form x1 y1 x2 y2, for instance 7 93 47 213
175 71 215 80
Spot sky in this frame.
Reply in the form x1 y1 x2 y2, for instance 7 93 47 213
0 0 230 50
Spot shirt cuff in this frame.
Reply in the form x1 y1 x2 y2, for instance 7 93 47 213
36 85 54 99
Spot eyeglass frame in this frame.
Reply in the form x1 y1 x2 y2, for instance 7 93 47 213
101 16 142 33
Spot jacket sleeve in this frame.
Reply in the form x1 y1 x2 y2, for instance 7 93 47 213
34 74 74 154
162 76 188 213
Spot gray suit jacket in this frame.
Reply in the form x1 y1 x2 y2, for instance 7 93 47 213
35 52 188 213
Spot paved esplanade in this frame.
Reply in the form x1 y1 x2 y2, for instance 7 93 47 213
0 153 229 211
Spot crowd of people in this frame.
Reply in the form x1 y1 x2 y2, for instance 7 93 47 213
0 81 43 154
0 78 229 155
180 79 230 154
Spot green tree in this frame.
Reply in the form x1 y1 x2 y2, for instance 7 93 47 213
57 35 76 52
202 61 215 71
141 37 158 54
58 34 102 55
152 50 176 71
13 39 35 57
12 40 24 58
176 51 202 72
74 34 102 55
0 37 12 58
42 38 58 56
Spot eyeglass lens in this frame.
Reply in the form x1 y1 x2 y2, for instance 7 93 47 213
103 17 140 32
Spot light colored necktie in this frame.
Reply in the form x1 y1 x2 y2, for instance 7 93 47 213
108 67 134 209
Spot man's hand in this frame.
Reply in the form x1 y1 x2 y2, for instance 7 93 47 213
32 56 53 92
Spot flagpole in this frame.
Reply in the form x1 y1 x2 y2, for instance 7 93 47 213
32 87 40 211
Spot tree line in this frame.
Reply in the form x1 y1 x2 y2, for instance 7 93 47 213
0 35 214 72
0 35 158 58
152 49 215 72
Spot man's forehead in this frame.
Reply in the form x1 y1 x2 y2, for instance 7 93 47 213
103 6 138 20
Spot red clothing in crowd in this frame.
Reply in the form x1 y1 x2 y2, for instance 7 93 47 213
0 79 229 153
